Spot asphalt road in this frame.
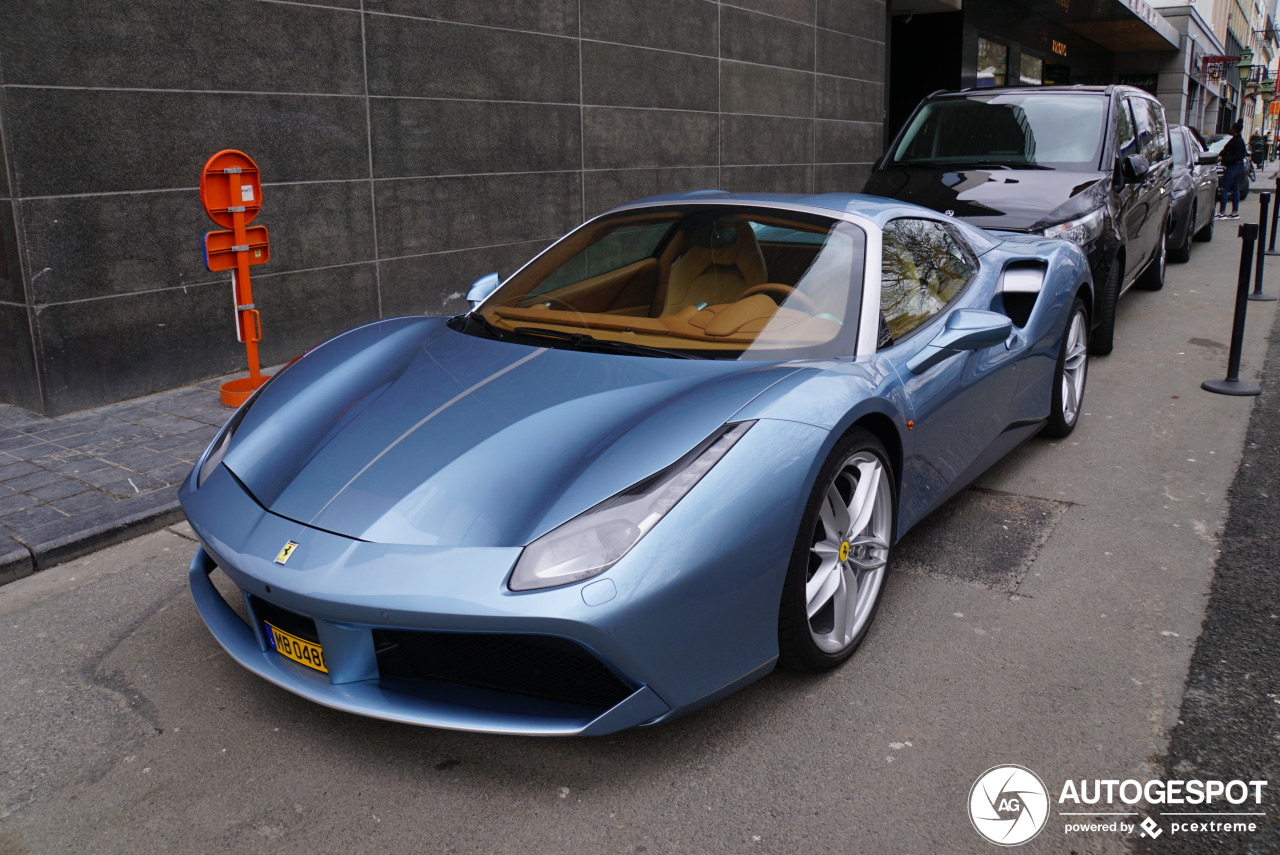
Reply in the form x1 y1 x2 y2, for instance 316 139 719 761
1 204 1277 854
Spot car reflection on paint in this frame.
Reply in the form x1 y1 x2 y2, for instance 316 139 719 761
180 191 1093 736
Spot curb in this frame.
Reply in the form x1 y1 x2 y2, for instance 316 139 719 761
0 493 185 588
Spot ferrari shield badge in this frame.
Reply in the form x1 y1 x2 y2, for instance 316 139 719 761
275 541 299 565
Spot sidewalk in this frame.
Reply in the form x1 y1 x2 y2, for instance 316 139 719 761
0 378 235 584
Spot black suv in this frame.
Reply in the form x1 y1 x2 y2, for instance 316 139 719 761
864 85 1173 355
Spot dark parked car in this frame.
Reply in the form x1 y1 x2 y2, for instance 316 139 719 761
1168 125 1218 262
864 85 1173 355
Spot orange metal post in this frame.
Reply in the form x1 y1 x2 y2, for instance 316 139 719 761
200 151 272 407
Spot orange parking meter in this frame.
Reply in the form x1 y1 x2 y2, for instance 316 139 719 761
200 150 272 406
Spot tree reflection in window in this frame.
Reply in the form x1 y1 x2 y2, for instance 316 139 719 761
879 218 975 345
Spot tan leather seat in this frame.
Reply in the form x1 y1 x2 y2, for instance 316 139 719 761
661 218 768 314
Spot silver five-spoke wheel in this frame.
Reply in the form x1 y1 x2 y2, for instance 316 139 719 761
780 430 894 671
1044 297 1090 438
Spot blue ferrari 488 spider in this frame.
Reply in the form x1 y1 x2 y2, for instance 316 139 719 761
181 192 1092 736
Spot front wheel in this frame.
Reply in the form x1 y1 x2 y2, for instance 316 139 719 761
1091 261 1119 356
1042 298 1089 438
778 430 894 672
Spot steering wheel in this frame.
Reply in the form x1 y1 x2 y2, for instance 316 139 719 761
739 283 819 314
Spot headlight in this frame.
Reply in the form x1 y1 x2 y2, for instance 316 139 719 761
509 422 754 591
1172 184 1189 200
1041 207 1106 247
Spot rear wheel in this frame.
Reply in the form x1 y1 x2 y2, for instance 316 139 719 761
1042 298 1089 438
1169 205 1193 263
1135 229 1166 290
1193 206 1214 242
778 430 894 672
1091 261 1119 356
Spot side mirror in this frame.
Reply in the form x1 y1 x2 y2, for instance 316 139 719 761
907 309 1013 374
1197 152 1220 166
466 272 501 309
1120 153 1151 183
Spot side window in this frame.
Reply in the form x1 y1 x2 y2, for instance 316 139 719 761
1129 98 1153 161
1142 99 1169 161
1170 128 1188 166
879 218 976 346
1115 100 1139 159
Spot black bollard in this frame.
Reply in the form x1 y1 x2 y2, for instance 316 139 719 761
1203 223 1263 396
1251 193 1278 302
1268 174 1280 255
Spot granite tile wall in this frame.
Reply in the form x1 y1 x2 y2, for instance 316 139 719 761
0 0 886 414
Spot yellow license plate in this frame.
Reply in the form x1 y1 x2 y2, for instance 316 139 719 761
264 621 327 673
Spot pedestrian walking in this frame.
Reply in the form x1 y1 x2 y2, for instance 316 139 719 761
1217 121 1248 220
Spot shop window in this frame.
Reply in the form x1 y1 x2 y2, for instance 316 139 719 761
1020 54 1044 86
977 37 1008 88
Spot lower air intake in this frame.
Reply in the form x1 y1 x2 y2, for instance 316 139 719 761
375 630 634 710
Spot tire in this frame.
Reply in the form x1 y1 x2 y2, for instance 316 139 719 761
1193 206 1214 242
778 429 894 672
1135 228 1166 291
1042 298 1089 438
1169 204 1193 263
1091 260 1119 356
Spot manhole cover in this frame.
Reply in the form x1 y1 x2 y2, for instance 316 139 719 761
893 487 1068 592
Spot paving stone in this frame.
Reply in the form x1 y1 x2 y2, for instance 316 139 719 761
27 449 94 470
25 422 91 442
163 440 214 462
2 469 63 492
0 460 42 482
100 473 166 498
0 503 69 531
147 460 194 484
0 436 51 456
51 490 115 516
133 414 207 435
25 479 90 502
56 457 115 477
74 465 135 489
97 445 169 471
141 433 198 453
0 493 39 516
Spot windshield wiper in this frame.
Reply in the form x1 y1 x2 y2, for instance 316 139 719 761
511 326 704 359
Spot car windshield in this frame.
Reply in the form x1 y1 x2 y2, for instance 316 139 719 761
470 206 866 360
891 93 1107 170
1171 131 1188 164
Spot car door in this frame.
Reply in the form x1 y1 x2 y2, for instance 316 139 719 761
875 217 1023 530
1120 97 1156 285
1188 131 1218 215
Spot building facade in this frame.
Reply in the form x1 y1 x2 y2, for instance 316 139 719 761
0 0 890 415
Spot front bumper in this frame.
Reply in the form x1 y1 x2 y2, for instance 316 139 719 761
188 547 671 735
181 418 827 735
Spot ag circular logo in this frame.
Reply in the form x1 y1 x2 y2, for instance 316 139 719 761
969 765 1050 846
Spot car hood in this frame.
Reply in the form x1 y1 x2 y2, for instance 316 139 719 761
863 166 1111 232
220 316 805 547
